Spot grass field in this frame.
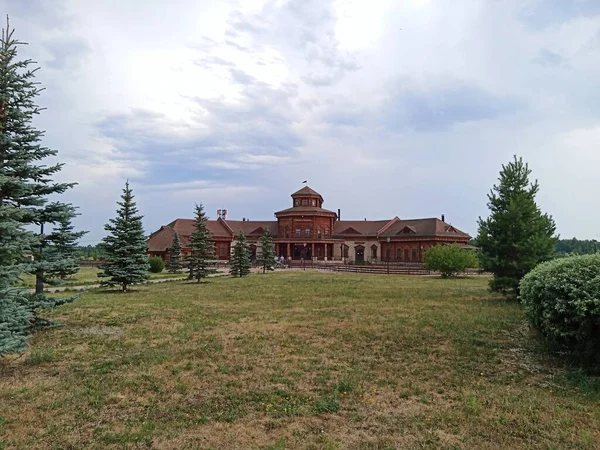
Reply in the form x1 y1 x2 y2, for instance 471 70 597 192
19 267 184 288
1 272 599 449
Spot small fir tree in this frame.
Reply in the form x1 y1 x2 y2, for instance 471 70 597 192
99 181 150 292
230 231 251 277
0 19 81 354
186 203 217 283
477 156 557 295
166 232 183 274
257 227 276 273
43 204 87 281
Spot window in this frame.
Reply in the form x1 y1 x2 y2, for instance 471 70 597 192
295 229 301 237
371 246 378 259
312 199 316 206
343 245 349 258
295 200 299 206
397 249 402 260
318 229 322 238
386 249 391 259
219 246 225 256
404 249 409 261
301 199 308 206
325 229 330 237
305 229 311 237
412 248 417 260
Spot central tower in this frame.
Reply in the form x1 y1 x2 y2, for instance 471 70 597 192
274 186 339 260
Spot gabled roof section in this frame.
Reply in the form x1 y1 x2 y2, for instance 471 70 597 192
376 217 400 237
337 227 362 235
396 225 417 235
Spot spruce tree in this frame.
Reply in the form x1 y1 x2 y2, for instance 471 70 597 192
0 19 81 354
186 203 217 283
257 227 275 273
166 232 183 274
477 156 557 295
230 231 251 277
99 181 149 292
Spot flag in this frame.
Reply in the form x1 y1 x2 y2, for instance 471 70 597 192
302 180 307 183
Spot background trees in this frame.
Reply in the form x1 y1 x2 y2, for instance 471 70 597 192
99 181 149 292
477 156 557 295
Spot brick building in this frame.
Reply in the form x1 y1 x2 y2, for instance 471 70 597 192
147 186 471 263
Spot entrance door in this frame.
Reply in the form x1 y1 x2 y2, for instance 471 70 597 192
294 245 302 260
355 247 365 262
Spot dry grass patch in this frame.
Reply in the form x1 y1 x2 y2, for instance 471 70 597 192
1 272 599 449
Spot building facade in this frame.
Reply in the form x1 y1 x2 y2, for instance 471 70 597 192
147 186 471 263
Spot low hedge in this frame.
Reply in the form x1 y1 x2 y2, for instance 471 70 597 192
520 254 600 366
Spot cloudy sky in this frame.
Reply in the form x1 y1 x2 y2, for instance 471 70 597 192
4 0 600 243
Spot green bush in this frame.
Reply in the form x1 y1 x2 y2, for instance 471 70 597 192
423 245 477 277
148 256 165 273
520 254 600 366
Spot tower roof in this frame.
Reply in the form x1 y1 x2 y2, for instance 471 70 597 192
291 186 323 200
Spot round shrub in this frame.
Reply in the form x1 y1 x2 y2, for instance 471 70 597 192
520 254 600 364
148 256 165 273
423 244 478 277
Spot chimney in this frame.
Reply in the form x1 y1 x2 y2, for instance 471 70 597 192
441 214 445 222
337 208 341 220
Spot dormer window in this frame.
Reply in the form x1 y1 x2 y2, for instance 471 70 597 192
302 199 308 206
295 200 299 206
312 200 316 206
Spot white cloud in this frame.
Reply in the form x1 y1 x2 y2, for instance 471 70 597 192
1 0 600 240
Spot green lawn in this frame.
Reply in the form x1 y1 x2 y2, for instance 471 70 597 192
19 267 184 288
1 272 599 449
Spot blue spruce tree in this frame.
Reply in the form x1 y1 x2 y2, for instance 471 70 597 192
99 181 150 292
0 18 83 355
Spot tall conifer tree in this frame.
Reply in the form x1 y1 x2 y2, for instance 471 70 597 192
0 19 81 354
257 227 275 273
166 232 183 274
187 203 217 283
477 156 557 295
230 231 251 277
99 181 149 292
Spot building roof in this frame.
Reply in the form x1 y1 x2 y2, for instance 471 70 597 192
274 205 337 216
380 218 470 239
224 220 278 236
332 218 470 239
147 218 279 252
333 220 391 236
291 186 323 200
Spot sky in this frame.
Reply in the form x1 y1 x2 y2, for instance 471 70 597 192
2 0 600 243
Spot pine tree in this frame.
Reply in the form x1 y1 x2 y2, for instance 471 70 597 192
477 156 557 295
99 181 149 292
186 203 217 283
257 227 275 273
0 18 81 354
166 232 183 274
230 231 251 277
